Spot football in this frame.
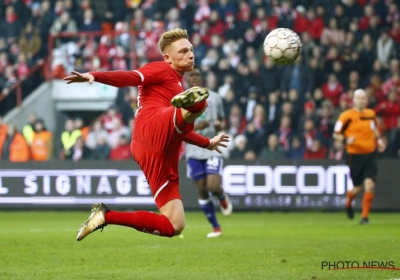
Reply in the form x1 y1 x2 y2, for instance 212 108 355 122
263 28 302 66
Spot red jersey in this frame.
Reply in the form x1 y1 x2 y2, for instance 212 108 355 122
133 62 185 116
90 62 209 152
92 62 184 116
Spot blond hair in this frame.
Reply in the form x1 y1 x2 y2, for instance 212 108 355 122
158 28 189 54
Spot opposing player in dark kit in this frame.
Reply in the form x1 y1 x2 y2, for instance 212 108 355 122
185 67 232 238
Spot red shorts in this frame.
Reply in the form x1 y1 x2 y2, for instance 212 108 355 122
131 107 193 208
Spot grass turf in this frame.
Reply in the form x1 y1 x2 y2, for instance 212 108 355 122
0 211 399 280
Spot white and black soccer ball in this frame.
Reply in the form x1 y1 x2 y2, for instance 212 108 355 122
263 28 302 66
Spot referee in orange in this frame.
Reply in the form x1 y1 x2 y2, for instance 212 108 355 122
333 89 386 224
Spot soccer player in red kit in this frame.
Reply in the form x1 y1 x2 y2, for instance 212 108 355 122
64 28 229 241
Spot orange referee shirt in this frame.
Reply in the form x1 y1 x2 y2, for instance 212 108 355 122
334 108 377 154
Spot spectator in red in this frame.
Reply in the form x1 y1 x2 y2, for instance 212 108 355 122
382 73 400 96
252 7 269 34
303 119 320 150
198 21 212 47
208 10 225 37
194 0 211 23
338 90 354 113
226 103 246 137
100 105 122 133
358 5 375 31
303 138 327 159
276 116 294 151
109 135 132 161
15 53 29 80
320 18 345 46
293 6 308 34
368 74 385 103
374 89 400 131
306 7 324 41
322 74 344 107
389 20 400 43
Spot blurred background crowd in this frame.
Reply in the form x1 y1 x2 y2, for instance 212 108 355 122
0 0 400 162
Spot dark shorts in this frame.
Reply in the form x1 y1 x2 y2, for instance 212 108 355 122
186 156 223 182
347 152 378 186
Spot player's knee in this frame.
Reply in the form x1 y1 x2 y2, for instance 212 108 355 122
197 189 209 200
172 221 185 236
364 178 375 192
208 184 223 196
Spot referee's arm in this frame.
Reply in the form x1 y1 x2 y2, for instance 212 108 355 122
333 119 345 142
374 128 386 152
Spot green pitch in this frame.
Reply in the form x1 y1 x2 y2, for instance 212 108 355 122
0 211 399 280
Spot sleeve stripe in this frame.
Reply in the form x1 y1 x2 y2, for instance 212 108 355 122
133 70 144 82
334 121 343 133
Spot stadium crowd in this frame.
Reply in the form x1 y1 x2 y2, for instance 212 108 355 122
0 0 400 161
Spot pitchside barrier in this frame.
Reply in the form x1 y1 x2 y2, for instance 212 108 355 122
0 160 399 211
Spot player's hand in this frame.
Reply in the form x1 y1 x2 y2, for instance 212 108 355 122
207 133 229 154
63 71 95 84
346 136 355 144
333 133 344 142
377 138 386 152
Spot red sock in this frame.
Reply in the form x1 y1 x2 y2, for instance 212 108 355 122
105 211 175 237
184 100 207 113
361 192 374 219
345 190 354 207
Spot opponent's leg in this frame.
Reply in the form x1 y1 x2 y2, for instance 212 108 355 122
195 178 222 238
360 178 375 224
345 186 362 219
207 174 232 216
205 157 232 216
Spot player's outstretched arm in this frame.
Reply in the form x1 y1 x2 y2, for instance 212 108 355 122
182 131 229 153
64 70 142 88
64 71 94 84
207 133 229 154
